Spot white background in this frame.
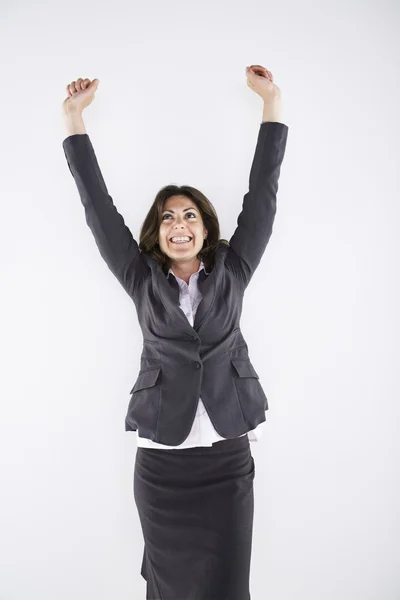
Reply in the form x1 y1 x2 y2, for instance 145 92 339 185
1 0 399 598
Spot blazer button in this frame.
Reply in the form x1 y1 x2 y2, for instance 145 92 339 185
195 362 201 369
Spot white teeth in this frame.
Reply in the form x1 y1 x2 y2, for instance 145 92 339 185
171 236 191 243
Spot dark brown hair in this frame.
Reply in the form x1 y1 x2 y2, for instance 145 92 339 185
138 185 229 275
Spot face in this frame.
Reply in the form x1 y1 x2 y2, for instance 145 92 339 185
159 195 208 266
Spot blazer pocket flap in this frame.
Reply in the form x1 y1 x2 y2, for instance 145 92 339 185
230 358 259 379
130 366 161 394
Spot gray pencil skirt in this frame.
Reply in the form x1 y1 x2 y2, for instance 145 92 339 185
133 433 255 600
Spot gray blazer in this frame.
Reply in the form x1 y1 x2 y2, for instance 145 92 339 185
62 121 289 446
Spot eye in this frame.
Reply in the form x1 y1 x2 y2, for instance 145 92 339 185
162 212 197 220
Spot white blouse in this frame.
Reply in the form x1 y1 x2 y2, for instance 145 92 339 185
136 260 266 449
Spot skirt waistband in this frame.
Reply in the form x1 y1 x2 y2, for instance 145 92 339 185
138 434 250 456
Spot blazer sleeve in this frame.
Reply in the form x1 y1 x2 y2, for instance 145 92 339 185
226 121 289 288
62 133 148 295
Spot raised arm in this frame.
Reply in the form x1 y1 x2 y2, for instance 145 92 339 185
226 119 289 287
226 66 289 287
62 80 148 296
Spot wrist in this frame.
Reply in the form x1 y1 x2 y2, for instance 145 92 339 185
63 109 87 135
262 98 282 123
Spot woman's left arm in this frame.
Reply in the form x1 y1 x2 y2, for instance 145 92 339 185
225 66 288 287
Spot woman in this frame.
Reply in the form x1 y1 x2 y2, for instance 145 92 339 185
62 65 288 599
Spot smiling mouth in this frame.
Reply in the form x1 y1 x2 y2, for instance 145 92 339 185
169 237 193 243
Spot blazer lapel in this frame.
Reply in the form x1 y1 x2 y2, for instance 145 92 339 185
154 263 216 333
193 269 215 330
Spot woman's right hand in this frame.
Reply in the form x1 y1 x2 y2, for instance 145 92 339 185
62 78 100 114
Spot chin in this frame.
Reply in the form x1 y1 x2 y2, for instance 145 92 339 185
160 240 203 258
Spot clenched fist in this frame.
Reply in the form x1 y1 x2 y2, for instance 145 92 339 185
62 78 100 114
245 65 280 103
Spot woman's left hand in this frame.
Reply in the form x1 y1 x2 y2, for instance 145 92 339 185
245 65 281 103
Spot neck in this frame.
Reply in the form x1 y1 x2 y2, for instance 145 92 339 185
170 257 201 282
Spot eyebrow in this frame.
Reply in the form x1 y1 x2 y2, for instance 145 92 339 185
162 207 198 214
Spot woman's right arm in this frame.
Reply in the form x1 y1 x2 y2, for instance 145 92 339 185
62 109 148 296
